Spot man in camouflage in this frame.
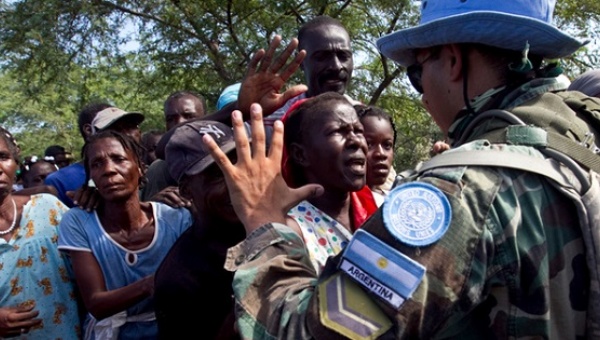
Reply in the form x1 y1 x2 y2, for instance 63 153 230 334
205 0 599 338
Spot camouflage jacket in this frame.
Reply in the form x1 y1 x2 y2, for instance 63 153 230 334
225 80 592 339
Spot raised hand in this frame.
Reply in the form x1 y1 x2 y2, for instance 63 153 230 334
237 35 308 118
203 104 322 235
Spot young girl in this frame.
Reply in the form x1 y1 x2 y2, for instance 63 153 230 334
355 104 397 206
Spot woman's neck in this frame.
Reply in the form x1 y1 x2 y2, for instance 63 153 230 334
308 190 352 229
99 197 147 232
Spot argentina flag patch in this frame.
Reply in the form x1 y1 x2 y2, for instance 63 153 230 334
339 229 426 310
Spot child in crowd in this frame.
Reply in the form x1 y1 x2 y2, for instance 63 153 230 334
355 104 397 206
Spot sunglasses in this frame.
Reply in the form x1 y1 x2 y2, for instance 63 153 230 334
406 50 439 94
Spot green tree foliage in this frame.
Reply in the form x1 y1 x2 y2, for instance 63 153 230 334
0 0 597 168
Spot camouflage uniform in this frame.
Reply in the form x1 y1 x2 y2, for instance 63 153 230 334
225 79 592 339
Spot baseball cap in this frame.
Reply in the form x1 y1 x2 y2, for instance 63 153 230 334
216 83 241 110
568 69 600 98
165 120 236 182
91 107 145 133
376 0 587 67
44 145 67 157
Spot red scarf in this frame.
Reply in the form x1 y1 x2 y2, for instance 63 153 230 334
280 99 377 231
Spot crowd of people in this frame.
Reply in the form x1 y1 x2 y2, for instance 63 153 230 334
1 0 600 338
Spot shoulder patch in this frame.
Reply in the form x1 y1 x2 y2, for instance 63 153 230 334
319 272 392 339
340 230 425 310
383 182 451 247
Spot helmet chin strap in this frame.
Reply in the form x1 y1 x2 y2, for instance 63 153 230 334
461 45 476 116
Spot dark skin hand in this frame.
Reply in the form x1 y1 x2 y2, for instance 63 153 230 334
69 251 154 320
155 34 308 160
236 35 308 118
0 302 42 337
148 185 191 209
70 185 100 212
71 185 191 211
13 185 58 197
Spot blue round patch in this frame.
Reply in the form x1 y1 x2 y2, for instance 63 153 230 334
382 182 451 247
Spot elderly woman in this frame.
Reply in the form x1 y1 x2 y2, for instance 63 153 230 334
0 127 80 339
58 130 192 339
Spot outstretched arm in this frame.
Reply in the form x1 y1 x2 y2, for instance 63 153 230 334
205 105 324 338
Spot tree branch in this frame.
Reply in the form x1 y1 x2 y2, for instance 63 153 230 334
94 0 199 39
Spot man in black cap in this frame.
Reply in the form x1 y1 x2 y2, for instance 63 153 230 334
154 120 245 339
44 145 74 169
203 0 600 338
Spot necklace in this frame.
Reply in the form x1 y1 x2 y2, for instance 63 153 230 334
0 199 18 235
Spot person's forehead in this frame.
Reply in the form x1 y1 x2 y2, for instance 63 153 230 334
145 134 162 144
313 102 358 125
89 137 129 155
0 137 10 151
30 162 56 174
361 116 393 133
303 25 351 52
165 96 201 115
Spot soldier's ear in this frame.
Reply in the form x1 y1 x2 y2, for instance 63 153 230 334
447 44 464 82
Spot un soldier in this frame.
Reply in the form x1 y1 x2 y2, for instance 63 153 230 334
204 0 600 338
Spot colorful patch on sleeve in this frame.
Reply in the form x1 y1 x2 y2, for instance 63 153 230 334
340 229 426 309
383 181 451 247
319 273 392 339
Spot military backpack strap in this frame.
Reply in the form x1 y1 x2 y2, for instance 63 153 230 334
416 149 577 190
470 109 600 174
557 90 600 133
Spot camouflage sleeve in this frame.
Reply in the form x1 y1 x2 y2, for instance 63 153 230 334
225 223 319 339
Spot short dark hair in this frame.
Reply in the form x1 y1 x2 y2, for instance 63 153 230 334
355 104 397 145
44 145 66 157
83 130 147 188
141 130 164 146
77 102 112 139
163 91 207 115
298 15 347 50
460 43 544 86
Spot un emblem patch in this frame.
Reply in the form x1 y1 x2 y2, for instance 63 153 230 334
383 182 451 247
